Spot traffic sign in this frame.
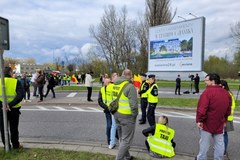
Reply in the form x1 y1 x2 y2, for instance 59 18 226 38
0 17 9 50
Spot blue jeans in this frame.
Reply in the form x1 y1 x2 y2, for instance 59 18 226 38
110 115 117 145
223 131 228 154
197 130 224 160
105 112 112 145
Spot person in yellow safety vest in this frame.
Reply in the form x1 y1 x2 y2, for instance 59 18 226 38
0 67 24 149
220 80 235 158
113 69 138 160
138 73 150 125
67 75 71 86
98 78 112 147
142 115 176 158
146 74 159 126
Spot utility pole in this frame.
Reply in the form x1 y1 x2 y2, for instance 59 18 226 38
0 16 10 152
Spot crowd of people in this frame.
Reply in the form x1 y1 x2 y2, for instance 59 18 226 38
0 66 236 160
98 70 235 160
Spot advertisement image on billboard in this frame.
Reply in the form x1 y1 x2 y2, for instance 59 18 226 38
148 17 205 72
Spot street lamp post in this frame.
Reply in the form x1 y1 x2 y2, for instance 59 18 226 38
178 16 186 21
189 13 198 18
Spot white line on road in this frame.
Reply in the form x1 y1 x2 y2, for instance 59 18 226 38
53 106 66 110
88 107 102 112
66 92 77 97
36 106 48 110
72 107 85 111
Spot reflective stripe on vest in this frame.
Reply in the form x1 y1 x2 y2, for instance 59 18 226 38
228 92 235 121
147 84 158 103
140 81 148 98
0 77 21 108
147 124 175 157
112 81 131 115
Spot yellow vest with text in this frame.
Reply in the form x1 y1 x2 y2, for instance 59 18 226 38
112 81 131 115
147 124 175 158
100 83 114 107
0 77 21 108
147 83 158 103
140 80 149 98
228 92 235 121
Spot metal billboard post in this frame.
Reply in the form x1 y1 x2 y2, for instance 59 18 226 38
0 16 10 152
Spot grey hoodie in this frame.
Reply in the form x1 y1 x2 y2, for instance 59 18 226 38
114 76 138 117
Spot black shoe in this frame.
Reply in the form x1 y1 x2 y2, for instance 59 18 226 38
88 99 93 102
139 121 146 125
52 96 56 98
138 119 143 121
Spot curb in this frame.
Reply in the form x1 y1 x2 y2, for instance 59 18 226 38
17 139 195 160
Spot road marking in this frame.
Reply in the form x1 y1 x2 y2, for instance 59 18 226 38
66 92 77 97
168 111 195 118
88 107 102 112
36 106 48 110
53 106 66 110
72 107 85 111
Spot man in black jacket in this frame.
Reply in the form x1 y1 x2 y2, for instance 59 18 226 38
0 67 24 149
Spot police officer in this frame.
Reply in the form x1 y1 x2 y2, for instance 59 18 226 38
138 73 149 125
146 74 158 126
0 67 24 149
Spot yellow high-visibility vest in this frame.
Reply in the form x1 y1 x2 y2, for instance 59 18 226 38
228 92 235 121
0 77 21 108
100 83 114 107
112 81 131 115
147 83 158 103
140 80 149 98
147 124 175 158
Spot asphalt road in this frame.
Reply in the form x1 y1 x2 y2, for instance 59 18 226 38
19 104 240 159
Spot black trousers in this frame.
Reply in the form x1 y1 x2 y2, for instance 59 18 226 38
38 85 44 101
45 86 55 98
87 87 92 101
175 85 181 95
195 83 199 93
140 98 148 122
147 103 157 126
0 108 21 148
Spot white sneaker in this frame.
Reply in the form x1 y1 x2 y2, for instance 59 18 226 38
108 144 116 149
23 100 26 103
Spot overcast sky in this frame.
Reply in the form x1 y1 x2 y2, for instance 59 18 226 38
1 0 239 64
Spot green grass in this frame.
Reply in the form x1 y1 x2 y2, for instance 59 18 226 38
158 98 198 108
158 98 240 111
0 148 118 160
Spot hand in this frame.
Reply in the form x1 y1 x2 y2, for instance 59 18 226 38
197 122 203 129
6 105 11 112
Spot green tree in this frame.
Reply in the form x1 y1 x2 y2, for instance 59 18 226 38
204 56 230 78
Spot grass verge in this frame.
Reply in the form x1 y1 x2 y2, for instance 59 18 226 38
0 148 119 160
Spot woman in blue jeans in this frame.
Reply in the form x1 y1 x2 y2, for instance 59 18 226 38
98 78 118 149
220 80 235 157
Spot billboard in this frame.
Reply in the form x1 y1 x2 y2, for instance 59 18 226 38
148 17 205 71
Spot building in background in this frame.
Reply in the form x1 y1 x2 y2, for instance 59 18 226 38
15 63 45 75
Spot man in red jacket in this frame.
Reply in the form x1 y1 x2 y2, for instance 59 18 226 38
196 73 231 160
